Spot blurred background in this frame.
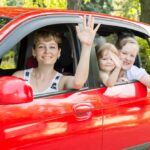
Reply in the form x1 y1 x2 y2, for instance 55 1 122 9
0 0 149 24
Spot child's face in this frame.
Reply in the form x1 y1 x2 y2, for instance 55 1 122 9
32 37 61 65
98 50 116 72
119 43 139 70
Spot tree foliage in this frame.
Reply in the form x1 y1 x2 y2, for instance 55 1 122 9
138 38 150 73
23 0 67 9
81 0 113 14
140 0 150 24
112 0 140 21
67 0 90 10
0 0 67 9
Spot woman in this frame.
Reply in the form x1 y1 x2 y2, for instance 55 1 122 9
13 15 100 94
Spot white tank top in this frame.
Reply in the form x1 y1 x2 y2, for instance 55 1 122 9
24 68 63 95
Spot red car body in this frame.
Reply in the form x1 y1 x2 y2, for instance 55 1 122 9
0 7 150 150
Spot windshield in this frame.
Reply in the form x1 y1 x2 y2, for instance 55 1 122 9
0 17 11 28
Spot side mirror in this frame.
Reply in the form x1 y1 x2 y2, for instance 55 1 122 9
0 76 33 105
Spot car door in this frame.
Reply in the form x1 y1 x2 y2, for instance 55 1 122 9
0 13 103 150
0 91 102 150
92 17 150 150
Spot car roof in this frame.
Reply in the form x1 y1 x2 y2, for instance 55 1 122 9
0 7 38 18
0 7 150 37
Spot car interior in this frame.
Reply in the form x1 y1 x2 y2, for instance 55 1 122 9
91 24 150 87
0 24 77 77
96 25 149 66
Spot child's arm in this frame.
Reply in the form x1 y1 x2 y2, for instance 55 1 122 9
103 52 121 87
99 71 109 86
139 73 150 88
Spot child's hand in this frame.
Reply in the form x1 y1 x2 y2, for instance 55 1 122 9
110 51 122 68
76 15 100 46
118 77 129 83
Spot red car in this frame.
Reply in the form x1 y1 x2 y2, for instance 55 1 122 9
0 7 150 150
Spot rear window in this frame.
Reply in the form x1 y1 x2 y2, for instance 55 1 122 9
0 17 11 28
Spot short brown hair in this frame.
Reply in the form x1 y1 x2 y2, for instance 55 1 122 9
33 29 62 48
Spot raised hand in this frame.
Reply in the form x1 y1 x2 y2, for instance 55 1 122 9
110 51 122 68
76 15 100 46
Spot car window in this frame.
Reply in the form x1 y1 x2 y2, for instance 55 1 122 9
95 24 150 87
0 42 21 77
0 23 90 96
0 44 20 70
137 36 150 73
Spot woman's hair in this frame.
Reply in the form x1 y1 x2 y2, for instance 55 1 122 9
33 29 62 48
96 43 118 59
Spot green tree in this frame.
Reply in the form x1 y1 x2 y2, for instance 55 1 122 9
0 0 7 6
67 0 90 10
112 0 140 21
138 38 150 73
0 0 67 9
24 0 67 9
140 0 150 24
81 0 113 14
0 0 24 6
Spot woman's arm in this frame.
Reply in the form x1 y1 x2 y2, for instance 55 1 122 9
64 15 100 90
12 70 24 79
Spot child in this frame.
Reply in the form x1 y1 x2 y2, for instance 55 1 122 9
96 43 122 87
117 36 150 88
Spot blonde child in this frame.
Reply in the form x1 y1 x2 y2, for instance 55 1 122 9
117 37 150 88
96 43 122 87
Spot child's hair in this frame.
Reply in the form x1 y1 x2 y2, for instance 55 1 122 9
96 43 118 59
33 29 62 49
116 36 138 50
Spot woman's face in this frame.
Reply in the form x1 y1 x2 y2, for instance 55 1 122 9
98 50 116 72
32 37 61 65
119 43 139 70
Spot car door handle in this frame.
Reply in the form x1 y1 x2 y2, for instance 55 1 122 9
73 103 93 121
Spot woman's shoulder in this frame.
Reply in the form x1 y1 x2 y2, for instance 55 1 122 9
12 70 24 78
12 68 33 78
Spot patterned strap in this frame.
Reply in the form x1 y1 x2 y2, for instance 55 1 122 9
24 68 32 82
50 72 63 90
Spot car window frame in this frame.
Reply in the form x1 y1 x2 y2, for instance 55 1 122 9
90 20 150 89
0 14 94 97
